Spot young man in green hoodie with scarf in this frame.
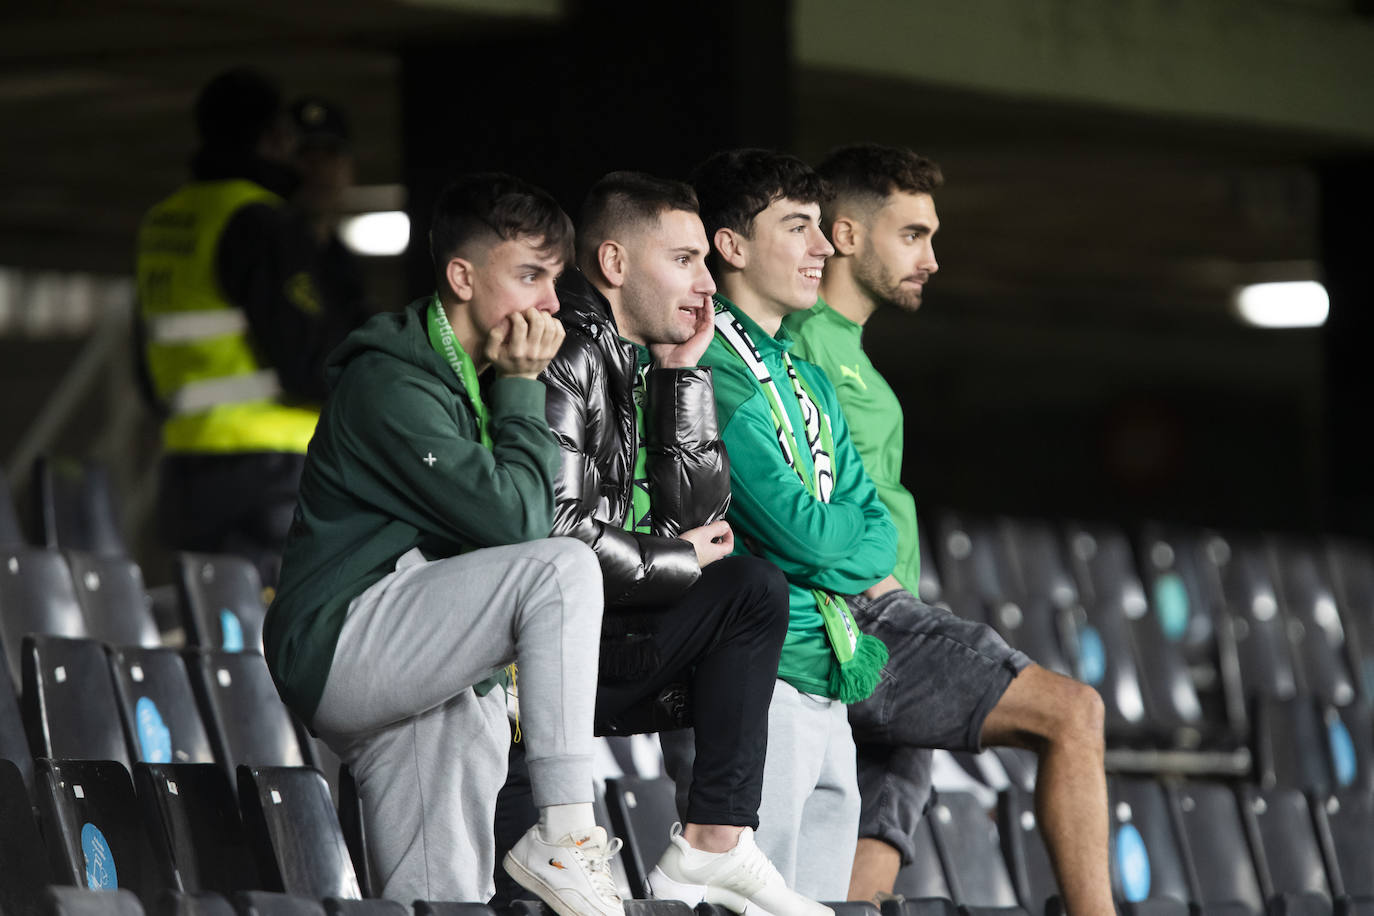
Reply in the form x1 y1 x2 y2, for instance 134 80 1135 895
783 144 1113 914
265 174 623 915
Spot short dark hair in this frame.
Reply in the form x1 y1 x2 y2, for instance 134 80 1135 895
689 149 831 260
195 67 284 152
816 144 943 224
576 171 699 271
429 173 574 289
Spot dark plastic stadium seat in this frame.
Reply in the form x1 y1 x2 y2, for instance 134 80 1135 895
23 634 132 768
1216 538 1301 705
322 900 408 916
0 634 33 791
336 765 371 900
1311 790 1374 903
879 900 960 916
45 886 148 915
232 892 325 916
1238 786 1332 907
36 758 177 904
893 815 954 901
0 547 89 688
185 649 308 784
176 554 266 654
1169 781 1264 913
1067 522 1205 744
134 762 259 895
412 905 502 916
513 904 691 916
154 890 237 916
996 786 1059 914
823 904 880 916
110 647 215 766
237 765 361 899
924 791 1020 910
1273 540 1359 707
67 550 161 648
1109 777 1192 907
34 456 127 557
0 757 54 915
604 774 678 899
1327 540 1374 702
1117 901 1190 916
0 470 25 548
1255 697 1336 794
917 530 944 606
998 518 1089 684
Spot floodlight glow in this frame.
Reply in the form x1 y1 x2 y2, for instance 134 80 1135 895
1234 281 1329 329
340 211 410 256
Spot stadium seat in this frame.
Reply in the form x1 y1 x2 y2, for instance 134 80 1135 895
412 904 503 916
322 900 407 916
44 886 148 915
336 764 371 899
996 786 1060 914
134 762 259 895
0 470 25 548
1108 777 1192 907
23 634 132 768
36 758 176 905
0 633 33 791
184 649 308 785
822 904 880 916
0 756 54 916
1214 538 1301 705
1237 786 1333 911
924 791 1021 910
917 530 944 606
237 765 361 899
176 554 265 654
1168 781 1264 913
1310 790 1374 904
67 550 161 648
232 892 325 916
604 774 678 898
1272 539 1359 708
33 456 127 557
1 547 89 688
109 646 216 766
878 900 960 916
892 815 954 901
1327 540 1374 702
154 890 237 916
1254 697 1337 794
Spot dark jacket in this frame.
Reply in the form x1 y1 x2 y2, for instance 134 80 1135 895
265 297 559 721
541 271 730 672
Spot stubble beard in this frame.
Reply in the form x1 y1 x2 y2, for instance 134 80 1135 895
855 248 923 313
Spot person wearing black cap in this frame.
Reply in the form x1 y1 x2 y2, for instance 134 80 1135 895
135 67 357 587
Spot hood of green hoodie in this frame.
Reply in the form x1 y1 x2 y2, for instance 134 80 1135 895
326 296 467 397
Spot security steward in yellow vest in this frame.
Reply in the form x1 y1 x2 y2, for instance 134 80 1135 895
136 68 359 586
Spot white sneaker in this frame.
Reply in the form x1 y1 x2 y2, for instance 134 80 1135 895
503 824 625 916
647 823 833 916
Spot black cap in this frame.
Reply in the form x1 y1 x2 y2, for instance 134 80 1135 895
195 67 284 152
289 96 351 152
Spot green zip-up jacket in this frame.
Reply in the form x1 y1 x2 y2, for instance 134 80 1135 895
264 297 560 722
785 299 921 592
701 296 897 697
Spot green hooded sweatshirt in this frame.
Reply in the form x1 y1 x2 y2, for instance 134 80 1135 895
264 297 560 723
701 296 897 698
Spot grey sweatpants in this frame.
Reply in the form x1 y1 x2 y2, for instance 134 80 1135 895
313 539 603 904
662 678 859 901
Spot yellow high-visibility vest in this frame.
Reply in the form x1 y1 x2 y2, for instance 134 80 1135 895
136 180 319 454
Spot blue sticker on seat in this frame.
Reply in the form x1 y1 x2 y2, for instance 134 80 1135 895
220 608 244 652
82 822 118 890
1115 823 1150 902
136 696 172 763
1154 573 1189 641
1077 626 1106 686
1330 718 1358 788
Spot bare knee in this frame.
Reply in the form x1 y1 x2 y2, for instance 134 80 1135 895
984 666 1104 753
1051 679 1105 750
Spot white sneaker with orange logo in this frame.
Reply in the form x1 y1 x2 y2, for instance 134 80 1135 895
504 824 625 916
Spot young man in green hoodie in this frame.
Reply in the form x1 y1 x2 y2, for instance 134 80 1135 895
265 174 622 915
782 144 1114 914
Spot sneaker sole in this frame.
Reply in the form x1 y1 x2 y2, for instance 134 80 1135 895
646 866 779 916
503 850 619 916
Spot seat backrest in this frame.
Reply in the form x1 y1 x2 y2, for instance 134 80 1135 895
23 634 132 769
185 650 307 782
0 756 54 916
1311 789 1374 900
413 905 504 916
0 547 89 689
33 457 127 557
885 901 960 916
233 892 326 916
1327 539 1374 700
925 791 1019 908
237 765 360 900
1169 781 1264 912
110 646 215 766
1253 696 1333 794
44 886 148 916
135 762 259 895
67 550 161 648
892 816 953 900
1216 538 1301 703
1109 777 1191 905
604 774 679 899
176 554 265 654
0 470 25 549
1272 539 1359 708
36 758 177 905
996 786 1059 913
996 517 1078 681
322 901 410 916
0 632 33 791
1237 786 1330 901
153 890 237 916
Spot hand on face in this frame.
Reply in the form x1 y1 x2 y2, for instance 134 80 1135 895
486 308 565 380
648 293 716 369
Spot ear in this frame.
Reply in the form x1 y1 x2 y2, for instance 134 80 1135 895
445 257 475 302
597 240 628 288
713 227 748 270
829 216 860 256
